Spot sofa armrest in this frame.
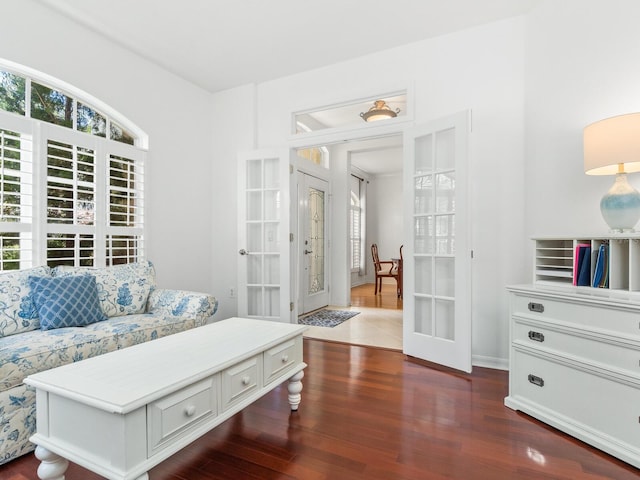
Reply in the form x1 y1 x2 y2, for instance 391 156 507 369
146 289 218 326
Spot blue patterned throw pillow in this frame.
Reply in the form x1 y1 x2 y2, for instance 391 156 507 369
29 275 108 331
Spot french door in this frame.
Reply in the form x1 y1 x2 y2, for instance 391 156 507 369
237 149 293 322
236 112 472 370
402 112 472 373
297 172 329 314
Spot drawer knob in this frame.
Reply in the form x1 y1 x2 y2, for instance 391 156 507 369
242 375 251 385
185 405 196 417
528 302 544 313
282 354 289 363
528 374 545 387
528 331 545 342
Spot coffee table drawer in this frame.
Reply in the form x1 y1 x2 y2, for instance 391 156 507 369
147 376 217 455
264 337 302 385
221 355 261 411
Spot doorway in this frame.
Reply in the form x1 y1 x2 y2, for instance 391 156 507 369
296 135 404 350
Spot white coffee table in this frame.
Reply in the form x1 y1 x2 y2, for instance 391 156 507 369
25 317 307 480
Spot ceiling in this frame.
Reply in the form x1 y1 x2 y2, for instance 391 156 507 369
35 0 539 176
38 0 540 94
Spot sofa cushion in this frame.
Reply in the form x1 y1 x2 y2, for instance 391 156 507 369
29 275 107 331
53 261 156 318
0 326 119 392
0 313 199 393
0 266 51 338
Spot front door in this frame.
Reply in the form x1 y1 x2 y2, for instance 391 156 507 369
402 111 472 373
297 172 329 314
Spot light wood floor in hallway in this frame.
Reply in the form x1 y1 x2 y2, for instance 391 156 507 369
302 282 402 350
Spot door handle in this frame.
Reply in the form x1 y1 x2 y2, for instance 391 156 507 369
238 249 249 256
304 249 313 255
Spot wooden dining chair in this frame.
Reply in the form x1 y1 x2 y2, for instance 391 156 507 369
371 243 399 295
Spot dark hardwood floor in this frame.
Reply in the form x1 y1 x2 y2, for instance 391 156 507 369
350 282 402 310
4 339 638 479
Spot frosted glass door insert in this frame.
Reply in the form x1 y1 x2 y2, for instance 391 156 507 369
298 173 329 314
307 187 325 295
403 112 471 373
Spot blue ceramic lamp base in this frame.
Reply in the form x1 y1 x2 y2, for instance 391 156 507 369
600 173 640 232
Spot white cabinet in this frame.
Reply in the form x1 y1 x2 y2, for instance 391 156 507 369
505 285 640 469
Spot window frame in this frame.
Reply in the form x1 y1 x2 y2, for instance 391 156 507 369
0 60 147 270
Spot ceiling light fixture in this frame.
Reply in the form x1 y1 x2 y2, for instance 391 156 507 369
360 100 400 122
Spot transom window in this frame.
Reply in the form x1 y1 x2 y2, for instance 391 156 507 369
0 62 146 270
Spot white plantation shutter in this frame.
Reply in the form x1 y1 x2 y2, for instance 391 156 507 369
0 119 34 269
106 147 144 265
31 123 145 268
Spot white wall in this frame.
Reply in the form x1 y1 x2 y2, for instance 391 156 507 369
212 16 528 367
1 1 216 295
524 0 640 244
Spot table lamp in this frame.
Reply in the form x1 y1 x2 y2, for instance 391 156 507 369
584 112 640 232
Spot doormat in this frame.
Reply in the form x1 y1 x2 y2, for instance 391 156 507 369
298 309 359 328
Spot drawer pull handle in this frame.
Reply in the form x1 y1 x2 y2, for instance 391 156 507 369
241 375 251 385
185 405 196 417
528 331 545 342
282 354 289 363
528 302 544 313
528 374 544 387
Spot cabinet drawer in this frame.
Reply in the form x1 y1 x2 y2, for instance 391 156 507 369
147 376 217 456
264 337 302 385
514 319 640 375
511 349 640 449
221 355 260 411
511 293 640 336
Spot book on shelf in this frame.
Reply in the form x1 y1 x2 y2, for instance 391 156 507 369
592 243 609 288
574 243 591 286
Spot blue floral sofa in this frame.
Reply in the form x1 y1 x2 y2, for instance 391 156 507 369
0 260 218 465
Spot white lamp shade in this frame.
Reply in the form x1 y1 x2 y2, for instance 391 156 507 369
584 112 640 175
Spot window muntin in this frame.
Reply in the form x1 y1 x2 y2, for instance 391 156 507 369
0 68 137 146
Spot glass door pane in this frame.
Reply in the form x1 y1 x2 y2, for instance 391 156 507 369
245 155 280 318
413 129 456 339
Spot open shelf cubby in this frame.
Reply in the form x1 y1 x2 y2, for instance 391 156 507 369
533 235 640 293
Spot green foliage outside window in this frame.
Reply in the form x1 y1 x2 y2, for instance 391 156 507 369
0 70 136 146
0 72 25 115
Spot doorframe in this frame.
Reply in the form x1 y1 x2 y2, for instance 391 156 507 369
289 123 409 310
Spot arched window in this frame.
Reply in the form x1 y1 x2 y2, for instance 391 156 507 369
0 60 147 270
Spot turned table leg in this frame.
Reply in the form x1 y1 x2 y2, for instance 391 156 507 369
35 445 69 480
288 370 304 411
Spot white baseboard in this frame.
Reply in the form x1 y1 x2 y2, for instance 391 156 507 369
473 355 508 371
